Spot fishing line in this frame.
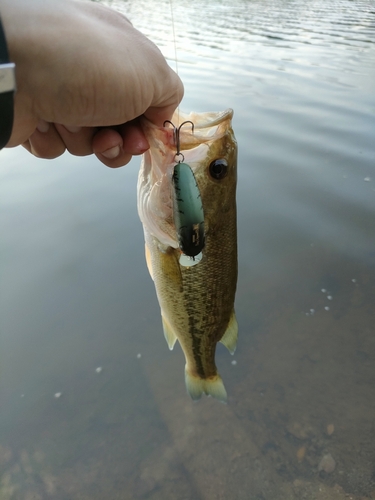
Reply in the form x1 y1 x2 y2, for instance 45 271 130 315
168 0 179 80
167 0 205 263
169 0 180 125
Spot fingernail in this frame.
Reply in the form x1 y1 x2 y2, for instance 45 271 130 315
135 139 149 154
36 120 49 133
64 125 82 133
138 146 149 154
101 145 120 159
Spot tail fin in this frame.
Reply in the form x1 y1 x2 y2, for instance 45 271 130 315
185 369 227 403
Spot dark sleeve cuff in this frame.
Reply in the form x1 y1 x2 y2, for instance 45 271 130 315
0 17 15 149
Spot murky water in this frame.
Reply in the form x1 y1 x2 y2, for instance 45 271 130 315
1 0 375 498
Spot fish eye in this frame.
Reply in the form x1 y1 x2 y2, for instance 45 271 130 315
209 159 228 180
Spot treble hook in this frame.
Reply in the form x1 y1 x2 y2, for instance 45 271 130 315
163 120 194 163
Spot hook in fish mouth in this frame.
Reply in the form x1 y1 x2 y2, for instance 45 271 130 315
163 120 195 163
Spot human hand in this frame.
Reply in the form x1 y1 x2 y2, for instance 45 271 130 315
0 0 183 167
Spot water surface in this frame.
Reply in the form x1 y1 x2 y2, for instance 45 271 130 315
1 0 375 498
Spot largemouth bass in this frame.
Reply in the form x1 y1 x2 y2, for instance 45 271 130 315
137 109 238 402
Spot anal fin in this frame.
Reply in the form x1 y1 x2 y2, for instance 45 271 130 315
220 311 238 355
161 314 177 350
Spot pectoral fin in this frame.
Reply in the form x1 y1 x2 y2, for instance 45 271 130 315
161 314 177 350
220 311 238 355
145 243 154 280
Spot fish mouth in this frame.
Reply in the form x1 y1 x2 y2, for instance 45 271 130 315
142 108 234 155
138 109 234 249
167 108 234 151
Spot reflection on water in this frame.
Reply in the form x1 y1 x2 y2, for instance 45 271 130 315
1 0 374 498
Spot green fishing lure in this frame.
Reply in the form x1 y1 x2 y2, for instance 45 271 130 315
164 119 206 260
172 162 205 258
